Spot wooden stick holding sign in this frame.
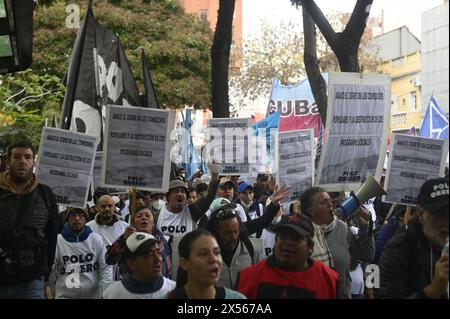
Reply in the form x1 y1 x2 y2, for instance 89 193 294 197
130 188 137 225
404 205 414 225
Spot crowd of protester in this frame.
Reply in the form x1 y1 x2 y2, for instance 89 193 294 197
0 140 448 299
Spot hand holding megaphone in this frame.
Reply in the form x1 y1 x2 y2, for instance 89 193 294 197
335 173 386 219
354 206 372 226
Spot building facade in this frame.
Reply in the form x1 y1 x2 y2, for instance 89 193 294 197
421 1 449 116
179 0 243 71
370 26 423 135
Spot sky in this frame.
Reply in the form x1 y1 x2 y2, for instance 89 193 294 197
243 0 445 40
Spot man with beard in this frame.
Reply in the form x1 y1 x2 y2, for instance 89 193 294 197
86 195 128 279
52 208 112 298
0 140 58 299
203 185 291 289
378 177 449 299
156 163 220 242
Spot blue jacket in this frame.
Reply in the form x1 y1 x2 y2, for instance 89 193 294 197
374 217 400 264
61 222 93 243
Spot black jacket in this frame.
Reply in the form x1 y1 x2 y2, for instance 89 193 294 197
378 218 445 299
0 183 58 284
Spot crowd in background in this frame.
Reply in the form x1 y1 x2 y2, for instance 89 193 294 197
0 141 448 299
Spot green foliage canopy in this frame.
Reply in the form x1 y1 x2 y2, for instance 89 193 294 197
1 0 213 148
33 0 213 108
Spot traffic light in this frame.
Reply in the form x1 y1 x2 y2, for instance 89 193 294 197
0 0 34 74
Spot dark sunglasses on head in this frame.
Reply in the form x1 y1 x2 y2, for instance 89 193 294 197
212 209 237 222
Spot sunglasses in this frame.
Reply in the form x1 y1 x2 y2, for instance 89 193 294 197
212 209 237 222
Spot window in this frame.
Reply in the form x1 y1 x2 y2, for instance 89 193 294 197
0 35 13 58
0 0 12 58
410 92 417 111
200 9 208 23
1 0 34 74
0 1 6 18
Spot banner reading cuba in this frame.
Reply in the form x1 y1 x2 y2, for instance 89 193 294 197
267 74 328 136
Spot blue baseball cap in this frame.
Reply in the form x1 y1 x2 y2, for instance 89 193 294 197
238 182 254 193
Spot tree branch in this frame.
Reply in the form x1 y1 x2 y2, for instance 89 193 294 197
303 7 328 125
342 0 373 45
300 0 339 51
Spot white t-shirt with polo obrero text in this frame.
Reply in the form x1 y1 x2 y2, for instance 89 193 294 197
156 205 194 242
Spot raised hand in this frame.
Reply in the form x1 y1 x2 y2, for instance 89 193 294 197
271 184 292 205
207 162 221 175
268 175 276 193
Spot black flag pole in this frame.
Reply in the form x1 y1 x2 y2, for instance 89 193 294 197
61 0 141 141
60 3 93 129
141 48 160 109
51 113 58 128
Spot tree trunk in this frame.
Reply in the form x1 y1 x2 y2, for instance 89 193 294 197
303 9 328 124
300 0 373 73
295 0 373 124
211 0 236 118
335 44 360 72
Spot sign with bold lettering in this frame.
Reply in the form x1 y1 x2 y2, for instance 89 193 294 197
36 127 98 207
276 129 314 203
316 72 390 191
206 118 252 176
102 105 175 192
383 134 448 205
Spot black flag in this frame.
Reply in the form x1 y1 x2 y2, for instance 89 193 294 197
60 2 140 140
141 49 160 109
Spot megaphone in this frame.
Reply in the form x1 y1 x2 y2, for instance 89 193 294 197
335 173 387 218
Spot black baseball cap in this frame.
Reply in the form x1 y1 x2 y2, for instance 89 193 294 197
417 177 449 214
274 213 314 237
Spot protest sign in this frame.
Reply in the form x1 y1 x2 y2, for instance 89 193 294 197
206 118 252 176
102 105 175 192
316 72 390 191
276 129 314 203
90 151 126 195
91 151 102 192
383 134 448 205
36 127 98 207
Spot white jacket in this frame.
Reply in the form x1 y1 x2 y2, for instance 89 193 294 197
53 228 113 299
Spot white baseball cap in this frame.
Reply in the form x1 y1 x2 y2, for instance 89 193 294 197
126 232 156 255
